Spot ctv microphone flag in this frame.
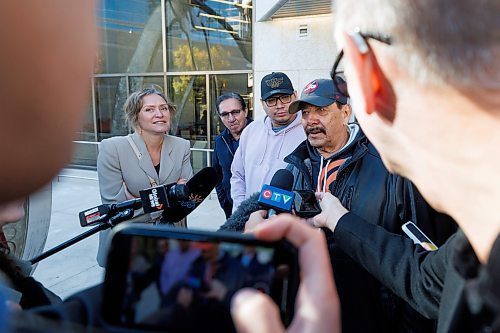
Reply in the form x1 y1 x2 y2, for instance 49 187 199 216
258 169 295 214
258 184 295 212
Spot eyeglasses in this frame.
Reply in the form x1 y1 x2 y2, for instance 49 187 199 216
331 29 392 97
264 95 292 107
219 109 242 119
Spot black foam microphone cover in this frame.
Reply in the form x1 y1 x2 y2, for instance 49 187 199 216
219 169 296 230
269 169 294 191
161 167 218 223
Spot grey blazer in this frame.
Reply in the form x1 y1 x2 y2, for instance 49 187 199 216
97 132 193 204
96 132 193 267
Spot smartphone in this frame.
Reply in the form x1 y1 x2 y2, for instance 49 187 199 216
101 224 299 332
402 221 438 251
294 190 322 218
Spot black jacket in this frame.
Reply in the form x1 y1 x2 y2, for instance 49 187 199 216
335 213 500 332
284 127 457 332
212 119 253 218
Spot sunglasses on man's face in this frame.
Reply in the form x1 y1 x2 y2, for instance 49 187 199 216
330 30 392 97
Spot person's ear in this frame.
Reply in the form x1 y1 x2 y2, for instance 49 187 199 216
343 32 396 122
342 104 352 125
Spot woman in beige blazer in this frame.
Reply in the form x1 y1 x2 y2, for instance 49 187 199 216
96 87 193 266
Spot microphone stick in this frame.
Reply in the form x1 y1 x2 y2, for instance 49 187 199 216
29 208 135 265
31 167 218 264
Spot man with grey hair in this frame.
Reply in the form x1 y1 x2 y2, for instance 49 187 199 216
230 0 500 332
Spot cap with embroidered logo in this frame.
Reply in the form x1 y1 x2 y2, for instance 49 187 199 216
261 72 294 100
288 78 349 114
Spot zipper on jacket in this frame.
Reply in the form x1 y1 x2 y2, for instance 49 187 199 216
221 136 234 158
332 139 368 195
345 186 354 210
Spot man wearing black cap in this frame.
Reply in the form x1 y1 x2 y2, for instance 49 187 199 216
283 77 456 332
230 72 306 212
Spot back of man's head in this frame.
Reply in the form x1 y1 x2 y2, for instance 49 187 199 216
334 0 500 263
335 0 500 89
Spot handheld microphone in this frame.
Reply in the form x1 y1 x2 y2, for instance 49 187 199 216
258 169 295 217
161 167 219 223
139 183 189 213
79 198 143 227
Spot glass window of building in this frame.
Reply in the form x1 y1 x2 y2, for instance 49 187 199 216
96 0 163 74
166 1 252 71
72 0 253 169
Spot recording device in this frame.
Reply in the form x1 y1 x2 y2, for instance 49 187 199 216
258 169 295 217
257 169 322 219
79 198 143 227
293 190 322 218
102 224 299 331
402 221 438 251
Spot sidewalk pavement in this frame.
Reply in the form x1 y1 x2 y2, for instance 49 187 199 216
32 169 227 299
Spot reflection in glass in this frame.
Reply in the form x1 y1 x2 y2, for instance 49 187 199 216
167 75 208 172
129 76 165 95
96 0 163 74
190 149 209 174
166 1 252 71
74 1 254 168
95 77 129 141
209 74 253 147
71 142 99 167
167 75 207 143
76 102 97 142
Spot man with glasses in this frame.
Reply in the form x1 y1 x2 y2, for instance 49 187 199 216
230 72 306 212
281 78 455 332
231 1 500 332
212 92 253 218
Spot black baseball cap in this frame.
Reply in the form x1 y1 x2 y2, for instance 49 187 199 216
288 78 348 114
261 72 294 100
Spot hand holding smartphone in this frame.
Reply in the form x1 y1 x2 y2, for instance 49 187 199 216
101 225 299 332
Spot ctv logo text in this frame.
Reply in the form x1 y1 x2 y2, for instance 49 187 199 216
262 189 293 205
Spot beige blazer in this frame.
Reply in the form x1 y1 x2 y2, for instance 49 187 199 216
96 132 193 266
97 132 193 204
